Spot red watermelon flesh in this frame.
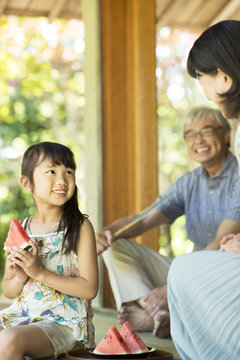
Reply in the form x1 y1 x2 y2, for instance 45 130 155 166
120 321 148 353
4 219 30 251
94 326 130 354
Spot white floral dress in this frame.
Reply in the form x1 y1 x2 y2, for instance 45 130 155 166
0 217 95 347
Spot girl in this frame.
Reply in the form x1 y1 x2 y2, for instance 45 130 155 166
0 142 98 360
168 20 240 360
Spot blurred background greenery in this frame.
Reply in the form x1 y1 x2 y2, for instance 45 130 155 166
156 27 209 256
0 16 210 284
0 16 86 279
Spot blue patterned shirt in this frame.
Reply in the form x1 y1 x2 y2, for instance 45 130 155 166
156 152 240 249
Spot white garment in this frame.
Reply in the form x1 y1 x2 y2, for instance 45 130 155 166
102 238 172 310
1 217 94 347
168 250 240 360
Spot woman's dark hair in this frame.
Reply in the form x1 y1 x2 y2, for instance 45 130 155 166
22 141 88 254
187 20 240 118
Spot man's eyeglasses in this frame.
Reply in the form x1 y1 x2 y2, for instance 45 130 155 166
184 126 222 142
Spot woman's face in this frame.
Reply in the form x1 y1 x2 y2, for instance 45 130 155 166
197 70 232 118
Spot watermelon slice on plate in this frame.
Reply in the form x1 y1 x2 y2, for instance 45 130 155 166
4 218 31 251
93 326 130 355
120 321 148 354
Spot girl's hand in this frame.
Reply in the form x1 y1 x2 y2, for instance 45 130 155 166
10 241 44 280
5 249 29 284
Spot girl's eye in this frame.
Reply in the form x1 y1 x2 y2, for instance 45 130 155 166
66 170 74 175
47 170 55 174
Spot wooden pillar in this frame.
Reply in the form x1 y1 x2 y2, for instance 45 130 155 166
100 0 159 307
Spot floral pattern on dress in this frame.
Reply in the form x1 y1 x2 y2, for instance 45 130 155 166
0 218 95 347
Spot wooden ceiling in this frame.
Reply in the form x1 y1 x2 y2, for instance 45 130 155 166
156 0 240 31
0 0 82 22
0 0 239 29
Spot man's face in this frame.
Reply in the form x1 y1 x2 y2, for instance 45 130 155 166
184 116 230 168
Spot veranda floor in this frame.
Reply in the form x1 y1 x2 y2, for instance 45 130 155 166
0 300 181 360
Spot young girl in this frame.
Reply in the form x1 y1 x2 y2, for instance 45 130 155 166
0 142 98 360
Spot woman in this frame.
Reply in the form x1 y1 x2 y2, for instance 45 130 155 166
168 20 240 360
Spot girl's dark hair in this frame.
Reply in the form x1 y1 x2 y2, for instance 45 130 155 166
187 20 240 118
22 141 88 254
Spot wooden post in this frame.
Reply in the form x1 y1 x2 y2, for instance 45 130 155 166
100 0 159 307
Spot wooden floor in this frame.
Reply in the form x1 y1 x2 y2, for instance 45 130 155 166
0 300 181 360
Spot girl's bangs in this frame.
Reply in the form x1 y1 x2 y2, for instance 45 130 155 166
35 143 76 170
45 148 76 169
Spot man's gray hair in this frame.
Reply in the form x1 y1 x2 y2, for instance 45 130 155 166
183 107 230 132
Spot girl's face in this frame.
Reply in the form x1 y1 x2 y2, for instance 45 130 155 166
197 69 233 118
25 156 76 208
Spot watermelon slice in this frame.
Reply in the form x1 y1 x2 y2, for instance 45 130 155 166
120 321 148 354
4 218 31 251
94 326 130 355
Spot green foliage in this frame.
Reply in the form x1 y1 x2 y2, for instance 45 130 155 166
156 27 210 256
0 16 86 277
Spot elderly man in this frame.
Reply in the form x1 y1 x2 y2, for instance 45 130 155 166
96 107 240 338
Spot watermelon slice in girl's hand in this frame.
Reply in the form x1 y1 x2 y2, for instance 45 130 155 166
4 219 30 251
120 321 148 354
94 326 130 355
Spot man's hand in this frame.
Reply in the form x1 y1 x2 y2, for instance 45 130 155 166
141 285 168 317
96 229 114 255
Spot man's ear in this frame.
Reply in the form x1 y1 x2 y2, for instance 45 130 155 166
21 176 32 193
217 69 233 93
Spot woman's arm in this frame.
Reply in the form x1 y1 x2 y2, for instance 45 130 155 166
10 219 99 299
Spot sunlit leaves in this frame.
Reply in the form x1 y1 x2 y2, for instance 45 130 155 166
0 15 86 265
156 27 208 256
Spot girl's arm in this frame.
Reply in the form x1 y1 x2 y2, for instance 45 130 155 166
2 250 29 298
11 219 99 299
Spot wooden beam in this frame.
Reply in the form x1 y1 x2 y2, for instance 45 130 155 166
48 0 65 22
2 8 81 19
0 0 8 15
100 0 158 307
210 0 240 25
